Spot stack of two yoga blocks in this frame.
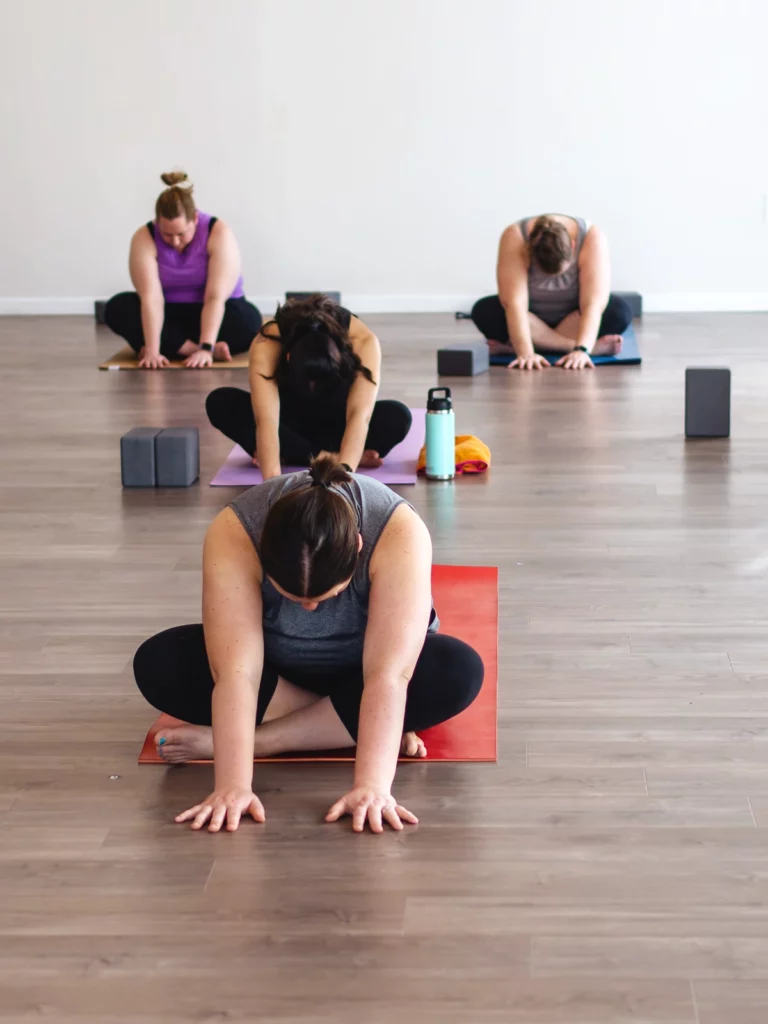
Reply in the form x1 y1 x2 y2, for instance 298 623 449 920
120 427 199 487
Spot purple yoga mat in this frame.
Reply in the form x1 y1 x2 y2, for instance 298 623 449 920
210 408 426 487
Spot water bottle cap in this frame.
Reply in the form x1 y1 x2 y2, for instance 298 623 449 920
427 387 452 411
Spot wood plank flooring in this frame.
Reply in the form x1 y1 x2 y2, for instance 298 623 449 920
1 310 768 1021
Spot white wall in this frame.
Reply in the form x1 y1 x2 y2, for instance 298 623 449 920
0 0 766 313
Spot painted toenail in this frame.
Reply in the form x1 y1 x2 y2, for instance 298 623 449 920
158 737 166 746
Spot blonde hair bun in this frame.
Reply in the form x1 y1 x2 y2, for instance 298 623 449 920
160 171 193 190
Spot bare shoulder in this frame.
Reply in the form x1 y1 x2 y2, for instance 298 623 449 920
499 221 525 251
371 504 431 572
130 224 155 253
249 325 281 372
579 223 608 260
205 507 260 569
348 315 379 357
207 218 237 252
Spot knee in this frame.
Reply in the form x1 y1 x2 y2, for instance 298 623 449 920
470 295 501 334
205 387 236 427
377 400 412 436
104 291 138 332
133 632 165 708
606 295 633 334
433 636 485 716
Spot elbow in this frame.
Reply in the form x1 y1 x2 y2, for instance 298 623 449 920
366 668 413 691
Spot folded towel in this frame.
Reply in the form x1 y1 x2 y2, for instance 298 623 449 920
417 434 491 475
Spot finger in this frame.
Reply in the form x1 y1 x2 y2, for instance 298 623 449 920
209 805 227 833
247 796 266 824
175 803 203 823
325 799 347 822
192 805 213 830
368 805 384 834
382 805 403 831
352 802 369 833
395 804 419 825
508 360 520 370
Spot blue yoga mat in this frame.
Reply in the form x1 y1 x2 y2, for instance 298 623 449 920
489 323 641 367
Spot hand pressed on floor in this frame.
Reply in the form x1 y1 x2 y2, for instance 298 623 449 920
175 786 266 832
326 787 418 834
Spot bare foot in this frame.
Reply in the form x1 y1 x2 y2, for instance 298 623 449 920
400 731 427 757
592 334 623 357
214 341 232 362
487 340 514 356
156 725 213 764
358 449 383 469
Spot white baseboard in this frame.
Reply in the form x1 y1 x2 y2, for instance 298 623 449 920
0 297 97 315
2 293 768 316
640 293 768 313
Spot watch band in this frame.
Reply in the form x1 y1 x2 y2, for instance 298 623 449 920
200 342 214 353
574 345 589 354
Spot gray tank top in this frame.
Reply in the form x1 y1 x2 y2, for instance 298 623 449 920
519 215 589 327
228 472 435 671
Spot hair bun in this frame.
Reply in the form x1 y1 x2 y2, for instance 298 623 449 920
160 170 193 190
308 455 352 490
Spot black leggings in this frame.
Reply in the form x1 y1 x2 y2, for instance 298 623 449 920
133 624 484 741
206 387 412 463
104 291 263 358
471 292 633 345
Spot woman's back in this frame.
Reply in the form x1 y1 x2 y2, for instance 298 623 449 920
228 471 429 669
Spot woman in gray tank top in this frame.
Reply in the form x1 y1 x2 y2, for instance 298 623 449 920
133 457 483 834
471 214 633 371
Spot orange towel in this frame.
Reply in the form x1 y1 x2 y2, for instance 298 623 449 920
417 435 491 475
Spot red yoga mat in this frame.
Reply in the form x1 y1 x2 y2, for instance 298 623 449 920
138 564 497 764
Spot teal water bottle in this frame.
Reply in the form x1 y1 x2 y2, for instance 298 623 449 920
425 387 455 480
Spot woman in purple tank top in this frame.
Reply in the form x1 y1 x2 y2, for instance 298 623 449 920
104 172 262 369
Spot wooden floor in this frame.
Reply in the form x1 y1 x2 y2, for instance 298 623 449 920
2 311 768 1022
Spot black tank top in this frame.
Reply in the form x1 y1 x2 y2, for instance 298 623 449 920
275 306 354 430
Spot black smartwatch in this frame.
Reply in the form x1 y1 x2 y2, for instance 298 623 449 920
200 341 214 353
574 345 589 354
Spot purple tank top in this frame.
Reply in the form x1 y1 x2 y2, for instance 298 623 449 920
152 211 245 304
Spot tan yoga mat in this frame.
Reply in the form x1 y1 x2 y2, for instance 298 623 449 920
99 346 250 370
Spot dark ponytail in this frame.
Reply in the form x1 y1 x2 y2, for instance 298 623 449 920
259 293 376 396
260 456 360 598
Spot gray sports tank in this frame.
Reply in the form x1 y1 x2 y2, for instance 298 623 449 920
228 472 436 671
519 215 589 327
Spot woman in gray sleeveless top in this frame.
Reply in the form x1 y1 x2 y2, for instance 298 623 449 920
471 214 632 371
134 457 483 834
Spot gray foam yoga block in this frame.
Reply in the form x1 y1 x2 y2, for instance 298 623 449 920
685 368 731 438
615 291 643 318
94 300 107 324
121 427 162 487
437 341 489 377
155 427 200 487
285 291 341 304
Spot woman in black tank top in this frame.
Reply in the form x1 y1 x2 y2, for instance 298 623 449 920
205 294 411 474
133 457 484 833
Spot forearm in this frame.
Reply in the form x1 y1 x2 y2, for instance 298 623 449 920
199 296 226 349
503 302 534 356
254 413 282 479
139 293 164 352
338 412 371 470
576 300 605 352
211 674 258 789
353 676 407 792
